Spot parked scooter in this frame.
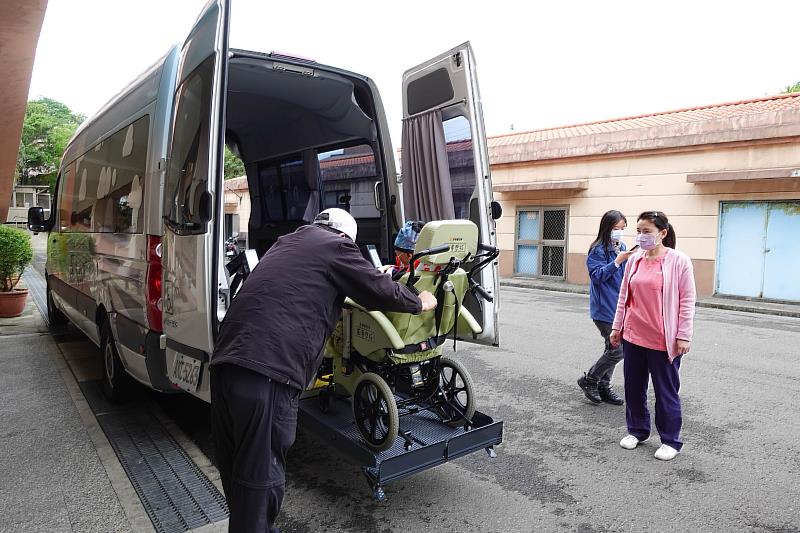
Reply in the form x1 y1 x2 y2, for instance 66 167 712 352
225 233 240 258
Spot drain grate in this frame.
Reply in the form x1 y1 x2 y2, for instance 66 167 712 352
80 381 228 532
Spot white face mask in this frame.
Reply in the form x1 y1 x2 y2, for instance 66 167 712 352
610 229 624 243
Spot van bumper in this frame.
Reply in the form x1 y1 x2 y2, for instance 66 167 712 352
145 330 177 392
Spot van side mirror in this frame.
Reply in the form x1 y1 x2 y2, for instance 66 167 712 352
490 201 503 220
28 207 47 233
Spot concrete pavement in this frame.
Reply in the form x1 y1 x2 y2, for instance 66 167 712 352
0 300 133 533
255 286 800 532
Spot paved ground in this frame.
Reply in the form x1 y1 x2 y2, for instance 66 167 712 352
7 232 799 532
162 287 800 532
0 301 132 533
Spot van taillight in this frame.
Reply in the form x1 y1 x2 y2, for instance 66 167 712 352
146 235 163 333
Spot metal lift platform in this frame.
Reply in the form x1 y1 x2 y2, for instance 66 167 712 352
297 393 503 501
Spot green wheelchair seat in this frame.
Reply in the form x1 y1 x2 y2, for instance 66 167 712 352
325 220 483 364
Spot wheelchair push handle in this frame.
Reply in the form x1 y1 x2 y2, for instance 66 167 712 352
478 243 498 254
471 282 493 303
412 244 451 262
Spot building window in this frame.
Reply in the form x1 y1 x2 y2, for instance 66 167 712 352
515 207 568 278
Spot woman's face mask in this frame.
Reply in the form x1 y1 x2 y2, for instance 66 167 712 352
610 229 625 243
635 233 659 250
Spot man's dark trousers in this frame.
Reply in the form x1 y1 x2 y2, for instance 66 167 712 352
211 364 300 533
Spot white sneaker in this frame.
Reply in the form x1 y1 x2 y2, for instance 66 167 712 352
619 435 646 450
654 444 680 461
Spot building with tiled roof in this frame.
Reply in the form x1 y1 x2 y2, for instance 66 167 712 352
491 92 800 299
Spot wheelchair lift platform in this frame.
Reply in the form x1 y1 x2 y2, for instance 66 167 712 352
298 394 503 501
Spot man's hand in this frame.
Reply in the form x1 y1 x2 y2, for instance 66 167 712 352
418 290 437 312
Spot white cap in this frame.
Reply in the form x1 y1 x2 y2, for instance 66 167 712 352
313 208 358 242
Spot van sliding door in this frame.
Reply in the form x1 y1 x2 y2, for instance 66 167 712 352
401 43 500 346
161 0 229 401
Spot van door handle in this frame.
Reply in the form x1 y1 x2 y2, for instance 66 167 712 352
373 181 383 212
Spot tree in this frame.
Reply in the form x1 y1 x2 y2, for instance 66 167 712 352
15 98 85 191
224 145 245 179
783 81 800 93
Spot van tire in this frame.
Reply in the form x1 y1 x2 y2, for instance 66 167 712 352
101 320 131 403
46 278 68 326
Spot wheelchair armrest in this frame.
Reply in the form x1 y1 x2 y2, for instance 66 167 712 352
457 306 483 335
344 298 405 350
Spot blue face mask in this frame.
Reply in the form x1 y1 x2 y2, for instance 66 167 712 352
610 229 624 244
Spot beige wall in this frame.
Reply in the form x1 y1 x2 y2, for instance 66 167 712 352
224 189 251 238
493 141 800 296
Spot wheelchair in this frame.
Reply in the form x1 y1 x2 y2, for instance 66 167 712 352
316 219 499 451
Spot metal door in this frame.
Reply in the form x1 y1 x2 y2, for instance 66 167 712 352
717 201 800 301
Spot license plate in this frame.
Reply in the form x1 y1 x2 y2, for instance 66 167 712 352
172 353 202 393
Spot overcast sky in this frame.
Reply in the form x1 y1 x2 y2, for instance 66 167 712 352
29 0 800 146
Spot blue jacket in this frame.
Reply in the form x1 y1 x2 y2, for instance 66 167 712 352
586 243 627 323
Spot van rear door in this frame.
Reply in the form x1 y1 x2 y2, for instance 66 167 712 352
401 42 500 346
161 0 229 400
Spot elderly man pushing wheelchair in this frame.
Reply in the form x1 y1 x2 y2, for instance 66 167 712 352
210 208 436 533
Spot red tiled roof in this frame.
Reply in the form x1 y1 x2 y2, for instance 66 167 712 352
488 92 800 148
224 176 248 191
319 154 375 168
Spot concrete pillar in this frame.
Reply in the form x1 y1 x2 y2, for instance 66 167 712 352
0 0 49 223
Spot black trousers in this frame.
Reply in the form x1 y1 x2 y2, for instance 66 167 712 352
211 364 300 533
586 320 624 388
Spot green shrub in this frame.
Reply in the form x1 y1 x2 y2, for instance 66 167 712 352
0 225 34 291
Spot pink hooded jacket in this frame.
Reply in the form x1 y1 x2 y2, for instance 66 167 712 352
612 248 697 362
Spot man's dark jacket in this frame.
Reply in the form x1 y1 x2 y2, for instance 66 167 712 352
210 224 422 390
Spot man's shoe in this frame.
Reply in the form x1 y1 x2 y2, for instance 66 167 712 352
619 435 647 450
599 386 624 406
654 444 680 461
577 374 602 404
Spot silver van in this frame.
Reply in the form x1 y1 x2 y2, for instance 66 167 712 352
29 0 501 403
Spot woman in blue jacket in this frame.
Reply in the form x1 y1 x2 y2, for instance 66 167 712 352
577 210 635 405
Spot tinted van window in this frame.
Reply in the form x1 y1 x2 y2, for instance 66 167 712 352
69 115 150 233
164 56 214 234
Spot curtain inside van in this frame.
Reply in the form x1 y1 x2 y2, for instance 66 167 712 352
400 109 455 222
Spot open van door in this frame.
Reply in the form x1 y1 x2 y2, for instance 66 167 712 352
161 0 229 400
401 42 500 346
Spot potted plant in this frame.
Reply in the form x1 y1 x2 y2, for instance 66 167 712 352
0 224 34 318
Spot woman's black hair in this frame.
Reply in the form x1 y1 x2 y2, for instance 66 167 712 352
638 211 676 249
590 210 627 253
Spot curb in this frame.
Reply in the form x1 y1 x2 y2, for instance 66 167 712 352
499 281 800 319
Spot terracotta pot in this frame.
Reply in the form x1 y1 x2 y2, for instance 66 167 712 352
0 289 29 318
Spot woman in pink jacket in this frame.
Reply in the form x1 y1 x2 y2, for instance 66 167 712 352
609 211 696 461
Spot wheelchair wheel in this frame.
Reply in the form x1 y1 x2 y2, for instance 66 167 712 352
437 357 476 427
352 372 398 452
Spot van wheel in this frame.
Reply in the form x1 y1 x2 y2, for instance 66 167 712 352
46 278 68 326
100 321 131 403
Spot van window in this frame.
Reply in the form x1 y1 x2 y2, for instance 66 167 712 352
58 165 75 232
442 115 476 220
252 144 379 227
68 115 150 233
164 56 214 234
318 145 379 219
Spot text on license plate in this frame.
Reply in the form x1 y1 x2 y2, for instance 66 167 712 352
172 354 202 392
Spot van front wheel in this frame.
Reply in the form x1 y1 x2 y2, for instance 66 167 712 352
101 321 131 403
46 278 68 326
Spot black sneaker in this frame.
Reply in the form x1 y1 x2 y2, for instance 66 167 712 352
577 374 602 404
599 386 624 406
